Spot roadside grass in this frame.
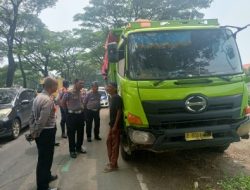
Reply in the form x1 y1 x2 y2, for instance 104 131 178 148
217 174 250 190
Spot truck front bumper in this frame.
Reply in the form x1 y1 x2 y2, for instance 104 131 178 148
237 116 250 137
127 117 250 152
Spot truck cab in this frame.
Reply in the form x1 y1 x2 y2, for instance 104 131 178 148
103 19 250 160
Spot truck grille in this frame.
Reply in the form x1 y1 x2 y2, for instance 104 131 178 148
159 118 234 129
142 94 242 127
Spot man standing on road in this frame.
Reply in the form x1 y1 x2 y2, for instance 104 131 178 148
62 79 86 158
84 81 102 142
30 77 58 190
104 82 123 173
57 80 69 138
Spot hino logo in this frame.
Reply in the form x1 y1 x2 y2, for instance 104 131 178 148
185 95 207 113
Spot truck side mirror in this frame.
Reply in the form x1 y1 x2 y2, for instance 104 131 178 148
108 42 118 63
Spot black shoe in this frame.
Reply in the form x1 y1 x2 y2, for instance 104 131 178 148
61 134 67 138
95 136 102 140
70 152 77 158
76 148 87 154
87 138 92 142
49 175 58 182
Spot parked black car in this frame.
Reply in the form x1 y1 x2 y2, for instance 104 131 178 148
0 88 36 139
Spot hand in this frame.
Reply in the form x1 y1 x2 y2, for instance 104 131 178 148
25 134 34 142
30 131 39 139
31 133 36 139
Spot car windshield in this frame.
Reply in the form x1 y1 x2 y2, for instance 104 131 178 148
128 29 242 80
99 90 107 97
0 89 17 104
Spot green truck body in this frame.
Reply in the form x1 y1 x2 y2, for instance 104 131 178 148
102 19 250 160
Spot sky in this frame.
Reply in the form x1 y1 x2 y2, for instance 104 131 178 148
202 0 250 64
39 0 250 64
39 0 89 31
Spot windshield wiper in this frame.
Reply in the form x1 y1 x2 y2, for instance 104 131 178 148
174 78 213 85
153 75 234 86
214 75 232 82
153 78 213 86
153 78 170 86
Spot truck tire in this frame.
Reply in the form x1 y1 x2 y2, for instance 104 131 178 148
120 142 134 161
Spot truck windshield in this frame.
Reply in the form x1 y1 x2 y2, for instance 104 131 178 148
127 29 242 80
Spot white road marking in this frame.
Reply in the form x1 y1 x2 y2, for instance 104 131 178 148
134 167 149 190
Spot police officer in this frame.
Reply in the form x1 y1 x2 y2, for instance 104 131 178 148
84 81 101 142
57 80 69 138
30 77 58 190
61 79 86 158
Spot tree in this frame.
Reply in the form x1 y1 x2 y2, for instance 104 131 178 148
0 66 8 87
74 29 107 65
52 31 82 81
0 0 57 87
74 0 213 30
14 13 46 87
51 29 103 83
73 0 213 83
72 56 101 86
21 28 60 77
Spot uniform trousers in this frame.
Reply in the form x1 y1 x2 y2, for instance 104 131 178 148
66 112 85 152
35 127 56 190
86 109 100 139
60 107 67 135
106 127 120 168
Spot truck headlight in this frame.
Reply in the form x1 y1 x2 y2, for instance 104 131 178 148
129 129 155 145
0 108 11 121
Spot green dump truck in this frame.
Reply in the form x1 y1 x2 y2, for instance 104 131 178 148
102 19 250 160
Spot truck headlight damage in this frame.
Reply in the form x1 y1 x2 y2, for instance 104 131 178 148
129 129 155 145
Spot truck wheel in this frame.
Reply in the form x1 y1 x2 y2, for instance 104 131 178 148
213 144 230 153
120 142 134 161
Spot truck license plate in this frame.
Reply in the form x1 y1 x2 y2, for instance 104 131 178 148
185 132 213 141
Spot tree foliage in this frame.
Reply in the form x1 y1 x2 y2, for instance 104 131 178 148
0 66 7 87
73 0 213 84
21 28 60 77
0 0 215 88
14 13 46 87
0 0 57 87
74 0 213 30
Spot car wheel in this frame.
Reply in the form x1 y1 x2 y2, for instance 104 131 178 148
11 118 21 139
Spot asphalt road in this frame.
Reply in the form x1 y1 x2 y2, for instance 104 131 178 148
0 108 249 190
